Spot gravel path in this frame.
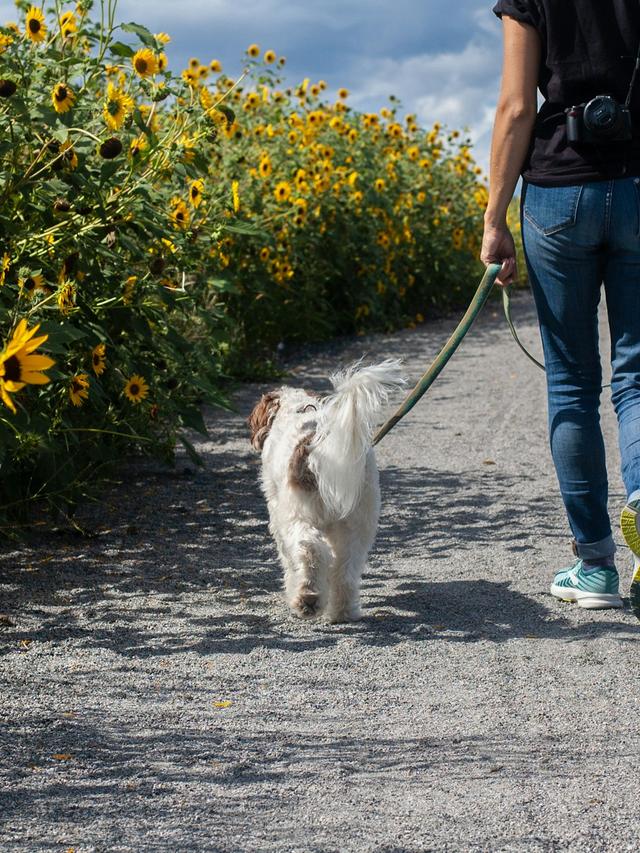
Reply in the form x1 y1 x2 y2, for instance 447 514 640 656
2 291 639 853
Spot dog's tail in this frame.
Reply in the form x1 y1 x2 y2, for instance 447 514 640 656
308 358 405 518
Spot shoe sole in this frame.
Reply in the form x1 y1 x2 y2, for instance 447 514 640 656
620 501 640 620
549 583 623 609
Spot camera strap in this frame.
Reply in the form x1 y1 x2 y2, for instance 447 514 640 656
624 38 640 108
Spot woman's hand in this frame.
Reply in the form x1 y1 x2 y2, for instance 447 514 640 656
480 222 518 287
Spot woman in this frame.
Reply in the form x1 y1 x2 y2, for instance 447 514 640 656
482 0 640 618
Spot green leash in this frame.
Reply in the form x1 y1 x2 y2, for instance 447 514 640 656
373 263 546 446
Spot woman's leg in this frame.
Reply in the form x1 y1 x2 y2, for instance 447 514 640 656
603 177 640 500
521 180 615 561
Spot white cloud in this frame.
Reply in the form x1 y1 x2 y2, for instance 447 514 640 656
348 34 503 174
0 0 505 172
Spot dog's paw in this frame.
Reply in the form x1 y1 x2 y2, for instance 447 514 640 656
290 589 321 619
324 607 362 624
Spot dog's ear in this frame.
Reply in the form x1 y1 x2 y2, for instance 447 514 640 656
247 391 280 451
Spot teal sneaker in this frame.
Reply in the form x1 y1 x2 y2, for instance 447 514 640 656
550 559 623 609
620 498 640 620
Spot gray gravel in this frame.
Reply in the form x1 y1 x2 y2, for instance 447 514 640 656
1 290 639 853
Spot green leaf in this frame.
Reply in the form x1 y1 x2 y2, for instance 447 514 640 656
179 434 203 466
120 22 157 48
180 405 209 437
109 41 134 58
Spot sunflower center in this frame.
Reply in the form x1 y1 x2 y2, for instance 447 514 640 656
135 58 148 74
28 19 41 33
130 383 139 395
72 380 83 392
23 277 35 291
55 86 68 102
107 98 121 116
3 355 21 382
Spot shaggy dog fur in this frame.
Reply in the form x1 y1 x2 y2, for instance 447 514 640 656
248 359 405 623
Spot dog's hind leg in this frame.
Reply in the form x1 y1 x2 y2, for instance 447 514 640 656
281 521 332 619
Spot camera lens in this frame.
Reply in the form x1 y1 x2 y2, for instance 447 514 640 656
583 95 622 138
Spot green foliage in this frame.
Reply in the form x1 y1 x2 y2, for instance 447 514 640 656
0 3 512 528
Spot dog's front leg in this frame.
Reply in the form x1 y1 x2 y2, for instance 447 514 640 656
280 521 332 619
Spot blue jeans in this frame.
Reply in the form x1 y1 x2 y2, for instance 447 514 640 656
521 176 640 561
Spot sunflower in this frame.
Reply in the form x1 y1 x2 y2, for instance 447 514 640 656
103 83 134 130
263 49 276 64
129 134 148 159
231 180 240 213
91 343 106 376
122 275 137 305
155 31 171 44
374 178 385 192
258 154 272 179
0 252 10 286
25 6 46 43
59 140 78 170
59 10 77 38
181 68 198 87
131 48 158 78
123 374 149 405
51 82 75 114
274 181 291 204
209 59 222 72
0 319 55 414
247 43 260 58
157 52 168 72
170 198 190 229
189 179 204 208
259 247 270 263
69 373 89 407
19 273 46 298
0 33 14 53
338 88 349 99
56 279 76 315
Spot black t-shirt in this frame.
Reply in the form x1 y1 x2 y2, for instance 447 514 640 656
493 0 640 185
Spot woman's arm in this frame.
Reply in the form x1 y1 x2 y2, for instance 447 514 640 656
481 16 541 285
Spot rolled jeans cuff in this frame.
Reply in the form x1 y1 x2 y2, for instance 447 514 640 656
572 535 616 561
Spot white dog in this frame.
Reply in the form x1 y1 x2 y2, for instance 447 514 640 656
248 359 405 623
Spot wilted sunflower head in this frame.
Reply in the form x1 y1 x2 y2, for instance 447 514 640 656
0 79 17 98
99 137 123 159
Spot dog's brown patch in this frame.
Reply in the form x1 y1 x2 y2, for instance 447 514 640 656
288 433 317 491
247 391 280 451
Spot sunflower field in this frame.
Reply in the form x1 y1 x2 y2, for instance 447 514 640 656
0 0 495 527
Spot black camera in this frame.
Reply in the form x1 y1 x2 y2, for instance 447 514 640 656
565 95 633 144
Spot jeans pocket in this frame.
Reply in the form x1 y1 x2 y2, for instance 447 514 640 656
523 182 583 236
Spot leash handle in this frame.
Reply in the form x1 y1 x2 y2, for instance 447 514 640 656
501 286 546 372
373 263 502 446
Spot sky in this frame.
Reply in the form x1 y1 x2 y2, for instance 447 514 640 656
1 0 506 175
